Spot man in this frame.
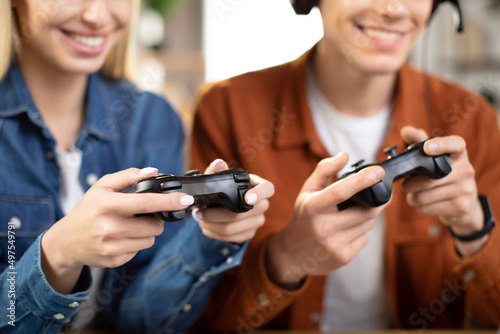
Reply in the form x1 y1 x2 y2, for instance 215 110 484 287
191 0 500 330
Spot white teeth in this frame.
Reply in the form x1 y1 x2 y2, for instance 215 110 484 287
363 28 401 40
70 35 105 47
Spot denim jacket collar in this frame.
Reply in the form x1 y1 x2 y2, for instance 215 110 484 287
0 63 119 142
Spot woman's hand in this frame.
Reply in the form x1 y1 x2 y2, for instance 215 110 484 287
193 159 275 244
41 167 195 294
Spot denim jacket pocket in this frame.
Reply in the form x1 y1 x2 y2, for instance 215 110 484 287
0 195 55 264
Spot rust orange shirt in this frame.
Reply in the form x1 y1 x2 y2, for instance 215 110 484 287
190 49 500 331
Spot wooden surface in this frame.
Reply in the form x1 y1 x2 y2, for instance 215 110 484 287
64 330 499 334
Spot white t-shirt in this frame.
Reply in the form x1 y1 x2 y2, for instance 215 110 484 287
55 147 103 329
306 69 393 330
55 147 85 215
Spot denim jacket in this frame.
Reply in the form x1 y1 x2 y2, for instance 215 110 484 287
0 64 246 333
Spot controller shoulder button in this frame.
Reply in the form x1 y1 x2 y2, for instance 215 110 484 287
234 172 251 183
160 179 182 191
184 170 201 176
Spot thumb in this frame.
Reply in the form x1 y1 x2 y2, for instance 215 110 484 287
97 167 159 192
204 159 229 174
301 152 349 193
400 126 429 145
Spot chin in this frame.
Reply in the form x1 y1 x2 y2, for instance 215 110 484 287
353 55 407 75
60 58 109 75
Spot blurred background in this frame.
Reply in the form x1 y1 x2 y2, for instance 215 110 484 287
135 0 500 130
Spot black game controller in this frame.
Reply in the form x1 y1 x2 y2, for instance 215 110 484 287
129 168 254 222
337 138 452 211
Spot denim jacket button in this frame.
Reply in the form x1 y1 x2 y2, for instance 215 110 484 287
86 173 99 186
181 304 192 312
8 217 21 229
68 301 80 308
53 313 65 320
220 247 230 256
46 151 55 160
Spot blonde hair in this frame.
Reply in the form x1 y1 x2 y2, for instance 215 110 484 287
0 0 140 81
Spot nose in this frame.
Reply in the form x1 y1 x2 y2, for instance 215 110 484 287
82 0 112 28
376 0 410 21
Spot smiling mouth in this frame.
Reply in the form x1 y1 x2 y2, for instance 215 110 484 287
358 26 404 41
63 31 106 48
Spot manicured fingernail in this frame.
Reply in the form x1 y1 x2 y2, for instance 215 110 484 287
193 208 203 220
246 193 258 205
426 142 438 154
180 195 194 206
140 167 158 175
210 159 224 167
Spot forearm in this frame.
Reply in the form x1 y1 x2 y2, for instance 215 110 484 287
41 226 84 294
0 234 91 332
195 234 309 332
98 218 248 334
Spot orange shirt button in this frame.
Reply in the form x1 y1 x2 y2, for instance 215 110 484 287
309 311 320 324
462 270 476 282
257 293 270 307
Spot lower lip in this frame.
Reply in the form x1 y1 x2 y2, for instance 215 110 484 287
60 30 108 56
357 26 406 48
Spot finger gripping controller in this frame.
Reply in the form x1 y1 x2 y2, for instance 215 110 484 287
337 138 452 211
129 168 254 222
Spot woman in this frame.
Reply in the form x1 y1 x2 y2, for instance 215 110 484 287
0 1 273 333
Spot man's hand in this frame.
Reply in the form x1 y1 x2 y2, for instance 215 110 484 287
401 126 488 257
266 152 387 288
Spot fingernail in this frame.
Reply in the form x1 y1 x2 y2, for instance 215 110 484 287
140 167 158 175
210 159 224 167
328 152 344 163
180 195 194 206
192 208 203 220
372 168 384 180
246 193 258 205
426 142 438 154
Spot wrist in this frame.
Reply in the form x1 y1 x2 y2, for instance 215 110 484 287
266 230 306 288
41 227 83 294
449 200 484 236
449 195 495 243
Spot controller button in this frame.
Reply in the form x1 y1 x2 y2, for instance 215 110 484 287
160 179 182 191
184 170 201 176
433 156 452 176
383 145 399 159
351 159 365 169
234 173 251 183
237 186 252 210
170 210 187 220
370 182 391 205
